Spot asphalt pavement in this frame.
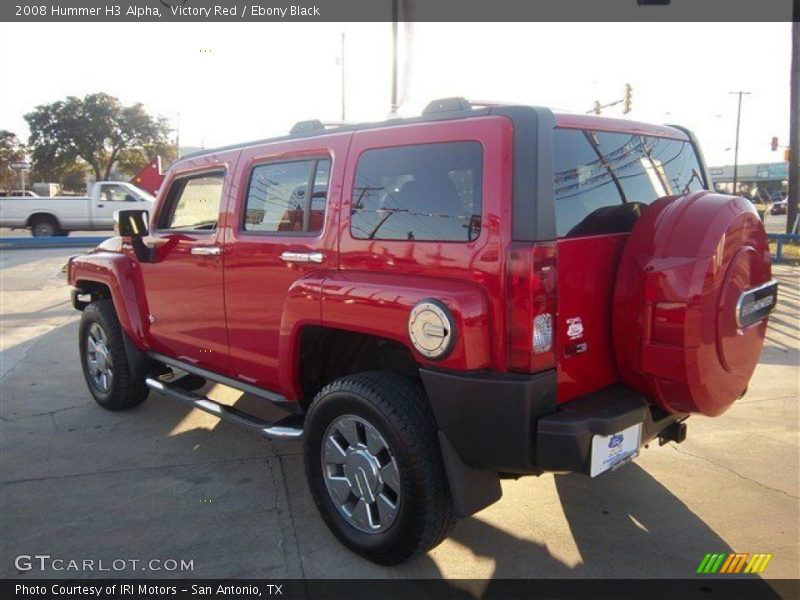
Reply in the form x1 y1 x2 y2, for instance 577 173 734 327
0 247 797 583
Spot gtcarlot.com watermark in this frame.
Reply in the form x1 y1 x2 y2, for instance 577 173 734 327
14 554 194 573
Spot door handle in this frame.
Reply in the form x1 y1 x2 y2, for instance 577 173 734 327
191 246 222 256
280 251 324 264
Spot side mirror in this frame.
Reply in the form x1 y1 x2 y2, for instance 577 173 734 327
115 209 150 237
114 210 155 262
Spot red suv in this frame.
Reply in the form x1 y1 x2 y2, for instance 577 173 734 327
67 98 777 564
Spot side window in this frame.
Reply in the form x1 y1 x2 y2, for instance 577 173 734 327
100 184 138 202
159 172 224 231
552 129 706 237
351 141 483 242
244 159 331 234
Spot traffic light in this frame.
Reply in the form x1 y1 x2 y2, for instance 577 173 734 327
623 83 633 114
593 101 602 115
771 136 779 151
785 148 791 163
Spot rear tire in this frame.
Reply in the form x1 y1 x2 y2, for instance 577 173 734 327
79 300 149 410
304 372 455 565
30 216 58 237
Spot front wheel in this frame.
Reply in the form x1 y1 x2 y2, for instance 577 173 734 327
304 372 455 565
79 300 149 410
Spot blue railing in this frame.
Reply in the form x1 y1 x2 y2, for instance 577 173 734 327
0 236 109 250
768 233 800 264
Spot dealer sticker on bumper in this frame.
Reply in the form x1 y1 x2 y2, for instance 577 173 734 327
590 423 642 477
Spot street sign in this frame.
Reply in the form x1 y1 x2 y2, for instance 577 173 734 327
9 162 31 171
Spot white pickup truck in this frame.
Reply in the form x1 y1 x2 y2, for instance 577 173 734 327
0 182 154 236
0 190 39 197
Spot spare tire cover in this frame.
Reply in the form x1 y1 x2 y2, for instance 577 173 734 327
613 191 775 416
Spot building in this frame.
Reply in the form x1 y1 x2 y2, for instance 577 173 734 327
709 162 788 202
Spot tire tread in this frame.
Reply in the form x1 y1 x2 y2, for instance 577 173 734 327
305 371 455 564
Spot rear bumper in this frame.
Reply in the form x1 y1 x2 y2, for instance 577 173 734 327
535 386 684 474
420 368 557 474
420 368 684 476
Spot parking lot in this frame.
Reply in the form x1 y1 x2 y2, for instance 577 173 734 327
0 246 797 582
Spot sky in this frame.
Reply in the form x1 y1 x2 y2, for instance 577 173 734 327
0 22 793 167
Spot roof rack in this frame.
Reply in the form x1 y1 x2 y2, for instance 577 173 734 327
320 121 356 127
288 119 358 135
182 98 524 161
421 97 472 115
421 97 519 115
469 99 518 108
289 119 326 135
289 98 503 134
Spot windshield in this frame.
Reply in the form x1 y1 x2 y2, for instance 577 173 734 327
134 187 155 202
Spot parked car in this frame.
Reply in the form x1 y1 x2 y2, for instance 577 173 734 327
0 181 153 236
771 198 788 215
0 190 39 197
67 98 777 565
769 190 784 202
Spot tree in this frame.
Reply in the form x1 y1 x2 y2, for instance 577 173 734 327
0 130 28 192
25 93 171 182
116 139 178 179
29 161 89 194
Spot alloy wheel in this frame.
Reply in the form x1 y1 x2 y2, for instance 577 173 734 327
85 323 113 393
321 414 401 534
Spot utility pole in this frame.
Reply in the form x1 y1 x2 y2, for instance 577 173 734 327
729 91 751 195
340 32 346 122
175 111 181 158
787 18 799 234
390 0 399 116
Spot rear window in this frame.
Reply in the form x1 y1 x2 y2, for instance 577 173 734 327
351 141 483 242
552 129 706 237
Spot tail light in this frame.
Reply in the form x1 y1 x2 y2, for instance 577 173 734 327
506 242 557 373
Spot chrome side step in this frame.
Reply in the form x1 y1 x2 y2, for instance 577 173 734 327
147 352 297 411
145 378 303 441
